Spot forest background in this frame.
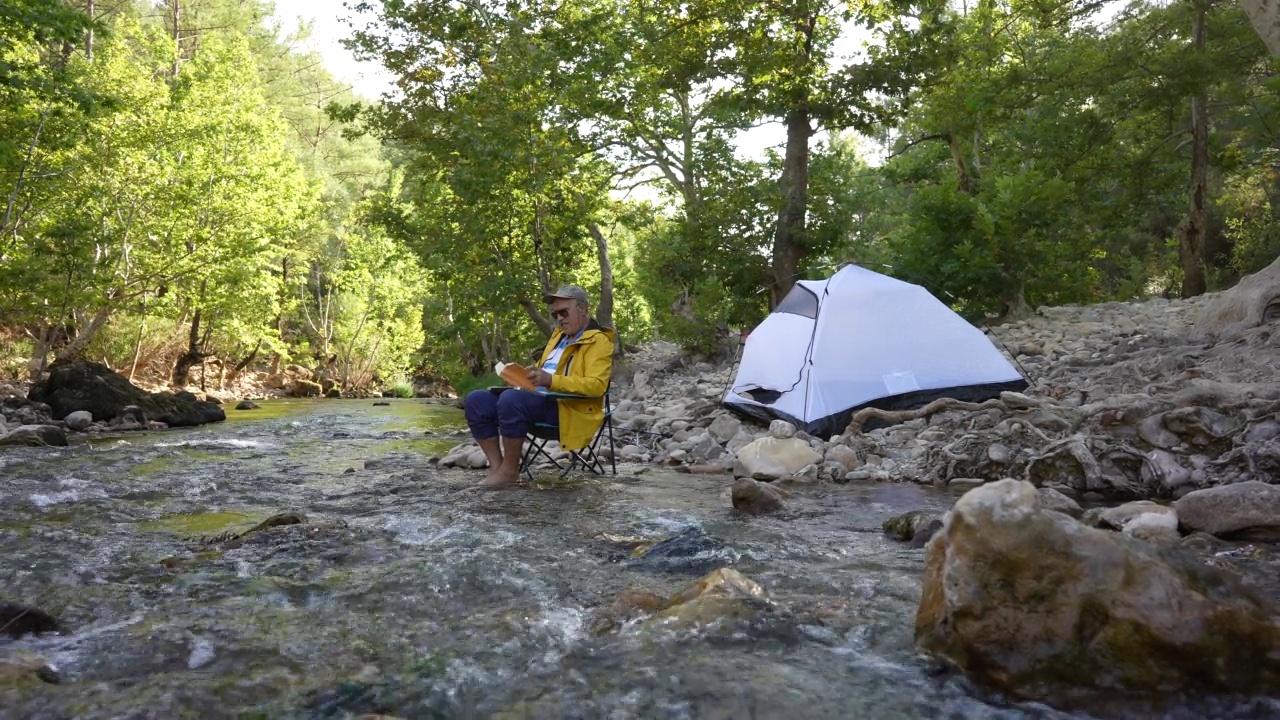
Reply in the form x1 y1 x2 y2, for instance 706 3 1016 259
4 0 1280 397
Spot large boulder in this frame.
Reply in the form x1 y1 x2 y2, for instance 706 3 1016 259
1174 481 1280 538
28 362 225 427
733 436 822 481
916 479 1280 704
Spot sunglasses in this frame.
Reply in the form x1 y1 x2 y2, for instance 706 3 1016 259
551 307 573 320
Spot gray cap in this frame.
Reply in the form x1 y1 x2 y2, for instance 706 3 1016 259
543 285 589 304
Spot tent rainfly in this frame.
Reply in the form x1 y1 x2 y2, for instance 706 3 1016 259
723 264 1028 439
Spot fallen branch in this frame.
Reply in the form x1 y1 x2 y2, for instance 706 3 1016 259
846 397 1005 435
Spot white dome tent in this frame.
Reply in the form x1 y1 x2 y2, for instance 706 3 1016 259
723 264 1028 438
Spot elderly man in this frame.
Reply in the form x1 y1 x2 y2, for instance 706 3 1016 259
463 285 615 486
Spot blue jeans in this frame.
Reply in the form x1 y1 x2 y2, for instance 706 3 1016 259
464 389 559 440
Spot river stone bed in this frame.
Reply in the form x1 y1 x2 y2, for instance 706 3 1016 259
1 399 1276 718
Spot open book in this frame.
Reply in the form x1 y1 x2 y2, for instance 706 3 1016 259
494 361 537 392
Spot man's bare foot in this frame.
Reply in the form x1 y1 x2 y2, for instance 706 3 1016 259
479 470 520 487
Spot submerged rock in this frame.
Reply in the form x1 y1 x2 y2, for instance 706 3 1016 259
650 568 769 627
0 651 60 687
730 477 786 515
588 589 665 635
235 400 259 410
0 602 63 638
916 479 1280 703
627 526 734 574
882 510 943 543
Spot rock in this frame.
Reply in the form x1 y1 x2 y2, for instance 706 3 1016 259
326 387 342 398
987 443 1012 464
114 404 147 425
1140 449 1193 492
235 400 259 410
685 433 724 462
1122 512 1181 544
465 448 489 469
706 414 742 444
627 527 732 574
1036 487 1083 518
824 444 863 473
733 436 822 481
291 380 323 397
27 361 225 427
768 419 797 439
440 442 474 467
650 568 768 627
0 424 68 446
1174 481 1280 537
0 651 60 687
0 602 63 638
1 397 53 426
681 462 730 475
1159 407 1238 450
883 510 943 542
1097 500 1176 531
372 401 391 407
588 590 665 635
916 479 1280 702
63 410 93 431
730 478 786 515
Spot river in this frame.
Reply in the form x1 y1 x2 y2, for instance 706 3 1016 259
0 399 1274 719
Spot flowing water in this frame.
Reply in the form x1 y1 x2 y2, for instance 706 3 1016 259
0 399 1275 719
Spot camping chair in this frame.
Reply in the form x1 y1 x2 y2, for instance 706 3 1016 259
519 388 617 481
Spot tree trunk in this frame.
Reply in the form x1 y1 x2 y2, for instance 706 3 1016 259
172 305 206 386
128 313 146 382
949 132 974 194
769 105 812 307
587 222 615 330
1180 0 1210 298
228 339 262 383
52 306 113 366
1240 0 1280 56
26 324 57 382
518 297 555 337
85 0 94 61
169 0 181 77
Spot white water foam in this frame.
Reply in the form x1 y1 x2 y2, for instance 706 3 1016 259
29 477 107 507
153 438 271 450
187 636 216 669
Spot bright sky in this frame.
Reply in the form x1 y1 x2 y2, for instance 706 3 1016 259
269 0 396 99
264 0 875 161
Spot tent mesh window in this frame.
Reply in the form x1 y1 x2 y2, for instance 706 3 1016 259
774 285 819 318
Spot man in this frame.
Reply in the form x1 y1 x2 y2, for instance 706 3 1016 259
463 285 615 486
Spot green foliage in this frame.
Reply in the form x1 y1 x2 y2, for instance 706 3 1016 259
387 379 415 398
452 372 502 399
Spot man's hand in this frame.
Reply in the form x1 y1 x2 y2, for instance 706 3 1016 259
528 368 553 388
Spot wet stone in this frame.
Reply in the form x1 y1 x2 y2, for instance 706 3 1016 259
626 527 735 575
0 602 63 638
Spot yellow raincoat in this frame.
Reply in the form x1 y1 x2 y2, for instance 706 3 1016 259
536 319 615 450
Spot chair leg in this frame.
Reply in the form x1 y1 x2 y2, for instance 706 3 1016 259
606 417 616 475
